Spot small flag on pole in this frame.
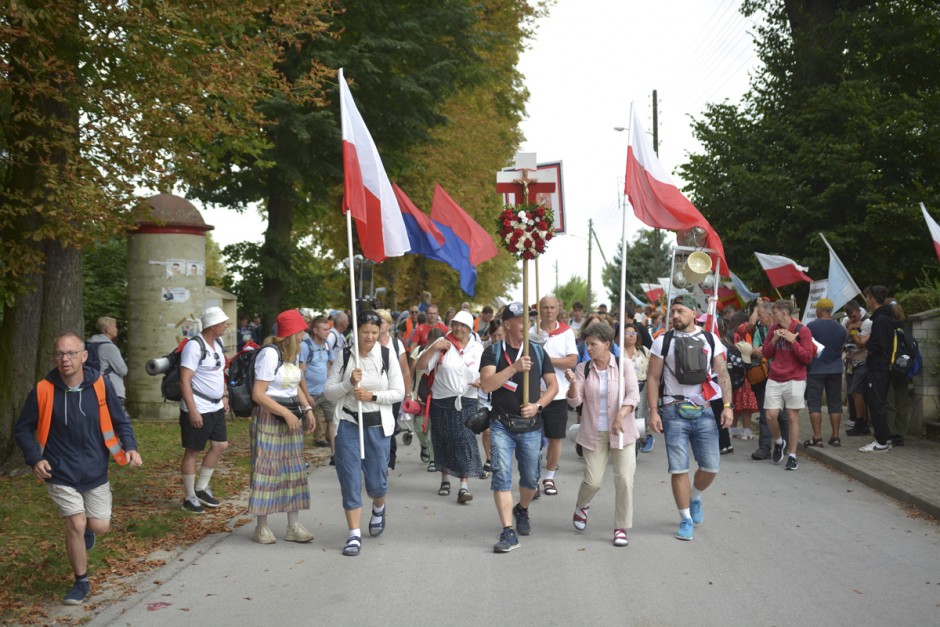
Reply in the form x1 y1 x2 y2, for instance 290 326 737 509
754 252 813 288
920 202 940 264
819 234 861 312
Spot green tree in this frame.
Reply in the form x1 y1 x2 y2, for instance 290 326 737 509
679 0 940 298
192 0 493 327
0 0 329 461
554 275 594 312
82 238 128 339
602 229 671 308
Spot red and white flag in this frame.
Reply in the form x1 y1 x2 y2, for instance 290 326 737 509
339 68 410 262
754 252 812 288
625 105 728 274
640 282 664 303
921 202 940 263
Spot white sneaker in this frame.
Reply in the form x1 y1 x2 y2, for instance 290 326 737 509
252 525 277 544
859 440 891 452
285 523 314 543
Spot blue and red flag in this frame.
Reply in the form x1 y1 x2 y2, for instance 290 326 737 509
429 184 499 296
393 183 446 259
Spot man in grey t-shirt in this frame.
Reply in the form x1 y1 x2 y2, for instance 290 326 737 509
88 317 129 406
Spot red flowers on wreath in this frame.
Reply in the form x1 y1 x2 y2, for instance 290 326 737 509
495 201 555 260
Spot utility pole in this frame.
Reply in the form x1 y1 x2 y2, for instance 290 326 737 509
586 218 593 312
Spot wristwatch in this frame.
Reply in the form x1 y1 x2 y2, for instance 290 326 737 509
723 402 735 410
371 394 377 402
536 403 544 414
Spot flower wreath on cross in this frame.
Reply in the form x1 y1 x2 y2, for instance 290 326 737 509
496 201 555 260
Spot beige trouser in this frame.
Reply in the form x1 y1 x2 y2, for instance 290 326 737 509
577 430 636 530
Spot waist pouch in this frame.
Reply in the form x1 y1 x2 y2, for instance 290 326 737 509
279 399 305 424
343 407 383 428
676 402 705 420
493 409 542 433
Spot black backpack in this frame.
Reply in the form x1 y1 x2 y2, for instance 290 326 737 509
889 322 921 381
227 345 282 418
724 344 747 390
85 340 113 377
160 336 224 403
660 330 714 386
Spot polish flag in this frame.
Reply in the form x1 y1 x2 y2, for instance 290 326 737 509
339 68 410 262
640 282 664 303
625 105 728 274
921 203 940 263
754 252 813 288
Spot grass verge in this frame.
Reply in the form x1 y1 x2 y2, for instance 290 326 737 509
0 419 258 624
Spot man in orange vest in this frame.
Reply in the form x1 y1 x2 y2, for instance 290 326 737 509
15 331 142 606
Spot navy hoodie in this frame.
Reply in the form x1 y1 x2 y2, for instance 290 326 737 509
14 366 138 492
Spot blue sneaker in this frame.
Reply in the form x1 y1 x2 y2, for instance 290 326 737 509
641 435 655 453
63 579 90 605
676 517 694 541
84 529 95 551
690 499 703 525
513 503 531 536
493 528 520 553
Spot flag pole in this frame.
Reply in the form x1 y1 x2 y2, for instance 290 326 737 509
616 101 634 450
345 210 366 460
535 258 541 331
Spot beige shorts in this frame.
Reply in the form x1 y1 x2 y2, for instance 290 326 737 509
764 379 807 411
46 482 112 520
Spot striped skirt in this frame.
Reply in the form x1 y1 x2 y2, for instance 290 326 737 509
247 405 310 515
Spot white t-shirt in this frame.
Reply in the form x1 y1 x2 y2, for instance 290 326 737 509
596 369 610 432
254 345 303 401
426 339 484 401
179 334 225 414
536 323 578 400
327 327 346 363
651 329 726 405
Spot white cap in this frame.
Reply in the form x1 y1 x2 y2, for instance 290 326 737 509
202 306 229 329
451 310 475 330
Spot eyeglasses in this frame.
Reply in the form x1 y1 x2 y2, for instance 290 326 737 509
53 350 84 361
623 331 637 336
410 310 418 315
213 352 221 368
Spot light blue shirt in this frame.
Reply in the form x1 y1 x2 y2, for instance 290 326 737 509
301 336 330 395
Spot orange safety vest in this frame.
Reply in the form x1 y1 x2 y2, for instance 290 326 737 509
36 377 128 466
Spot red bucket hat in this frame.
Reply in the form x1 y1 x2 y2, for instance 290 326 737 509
276 309 307 338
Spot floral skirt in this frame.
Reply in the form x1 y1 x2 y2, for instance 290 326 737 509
430 397 483 478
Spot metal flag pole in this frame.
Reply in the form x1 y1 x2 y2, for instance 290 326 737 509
345 210 366 459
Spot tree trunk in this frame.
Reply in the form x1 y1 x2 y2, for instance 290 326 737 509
0 3 83 463
260 168 294 332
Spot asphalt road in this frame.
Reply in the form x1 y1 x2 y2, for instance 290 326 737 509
88 431 940 626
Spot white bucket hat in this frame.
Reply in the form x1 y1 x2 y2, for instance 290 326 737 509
451 310 475 330
202 306 229 329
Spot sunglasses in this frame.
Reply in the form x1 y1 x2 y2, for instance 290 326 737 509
359 312 382 326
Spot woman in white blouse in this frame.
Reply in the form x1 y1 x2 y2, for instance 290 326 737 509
248 309 317 545
414 310 484 504
324 311 405 557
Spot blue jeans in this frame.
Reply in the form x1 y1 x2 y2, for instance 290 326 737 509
661 403 720 474
334 420 390 511
489 419 541 492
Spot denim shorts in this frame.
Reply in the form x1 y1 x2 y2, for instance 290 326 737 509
489 418 541 492
334 419 390 511
661 403 720 474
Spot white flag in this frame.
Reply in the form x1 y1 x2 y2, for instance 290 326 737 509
819 233 860 311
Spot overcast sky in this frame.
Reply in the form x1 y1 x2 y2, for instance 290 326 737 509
200 0 763 308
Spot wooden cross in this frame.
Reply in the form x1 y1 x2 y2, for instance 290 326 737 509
496 152 556 205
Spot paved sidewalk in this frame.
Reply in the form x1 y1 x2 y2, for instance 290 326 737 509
766 408 940 519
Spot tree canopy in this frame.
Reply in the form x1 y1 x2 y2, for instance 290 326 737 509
678 0 940 296
602 229 671 308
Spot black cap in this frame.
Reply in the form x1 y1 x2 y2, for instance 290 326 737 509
501 302 525 321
